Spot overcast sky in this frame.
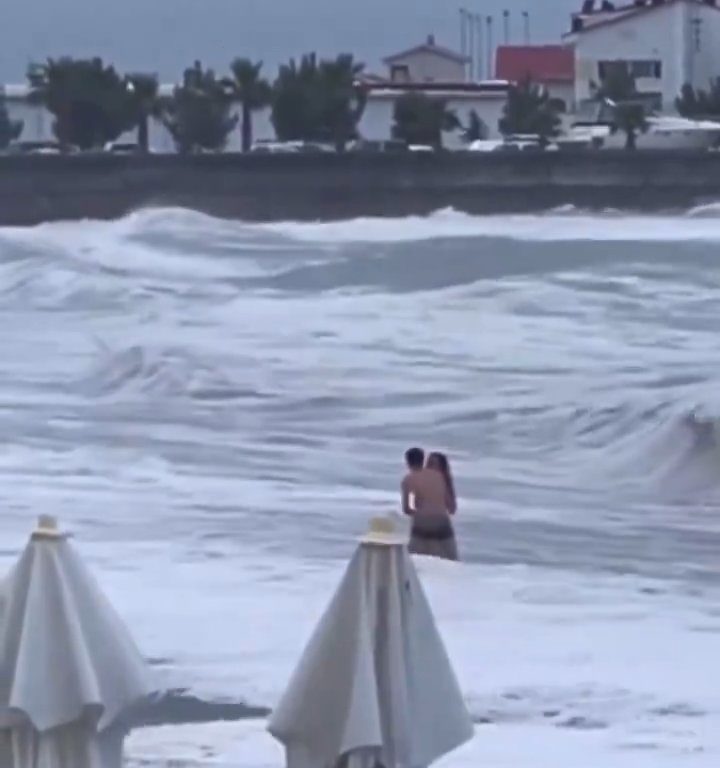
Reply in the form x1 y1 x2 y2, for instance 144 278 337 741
1 0 579 83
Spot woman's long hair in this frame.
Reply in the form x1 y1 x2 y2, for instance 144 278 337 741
428 451 456 511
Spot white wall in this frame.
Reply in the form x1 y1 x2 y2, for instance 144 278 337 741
4 93 507 150
573 1 720 112
547 82 576 112
4 99 277 151
689 2 720 93
5 100 52 142
358 94 506 146
573 2 682 110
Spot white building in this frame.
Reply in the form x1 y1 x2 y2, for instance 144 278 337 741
359 83 509 146
360 36 509 144
564 0 720 112
382 35 469 83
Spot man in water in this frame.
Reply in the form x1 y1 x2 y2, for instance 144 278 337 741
401 447 458 560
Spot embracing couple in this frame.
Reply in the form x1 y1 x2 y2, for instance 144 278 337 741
401 447 458 561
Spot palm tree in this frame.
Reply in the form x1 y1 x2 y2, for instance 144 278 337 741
271 52 367 149
317 54 367 151
27 57 135 150
125 73 160 153
162 61 238 154
226 59 271 152
596 65 648 150
499 78 561 145
676 79 720 118
392 92 460 150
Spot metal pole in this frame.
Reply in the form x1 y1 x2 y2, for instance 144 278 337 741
468 12 475 81
486 16 494 79
503 10 510 44
523 11 530 44
460 8 467 76
475 13 484 80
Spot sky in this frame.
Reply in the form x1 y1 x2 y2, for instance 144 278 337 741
1 0 580 83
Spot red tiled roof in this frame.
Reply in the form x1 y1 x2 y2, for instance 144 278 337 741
495 45 575 83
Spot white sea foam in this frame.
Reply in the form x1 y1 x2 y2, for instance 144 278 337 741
0 206 718 767
258 206 720 244
91 544 720 767
127 717 719 768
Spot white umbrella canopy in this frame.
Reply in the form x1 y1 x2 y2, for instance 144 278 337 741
269 514 474 768
0 573 9 767
0 516 156 768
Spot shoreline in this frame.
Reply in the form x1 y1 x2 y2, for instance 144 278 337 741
1 150 720 226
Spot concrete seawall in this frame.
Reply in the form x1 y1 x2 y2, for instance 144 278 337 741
1 150 719 225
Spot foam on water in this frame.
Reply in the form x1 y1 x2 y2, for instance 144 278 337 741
0 206 719 766
258 206 720 244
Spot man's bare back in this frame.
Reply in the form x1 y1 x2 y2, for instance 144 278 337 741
402 467 451 516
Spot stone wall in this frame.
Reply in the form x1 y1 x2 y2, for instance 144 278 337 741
0 150 718 226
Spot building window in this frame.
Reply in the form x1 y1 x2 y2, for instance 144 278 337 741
390 64 410 82
630 60 662 78
598 60 662 81
598 60 627 80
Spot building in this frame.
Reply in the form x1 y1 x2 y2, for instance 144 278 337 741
358 81 509 147
357 36 509 145
495 45 576 111
564 0 720 112
382 35 470 83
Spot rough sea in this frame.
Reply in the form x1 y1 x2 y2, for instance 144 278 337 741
0 206 719 767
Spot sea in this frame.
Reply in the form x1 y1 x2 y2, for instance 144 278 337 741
0 205 719 767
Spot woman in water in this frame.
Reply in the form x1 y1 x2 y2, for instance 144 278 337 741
408 451 458 561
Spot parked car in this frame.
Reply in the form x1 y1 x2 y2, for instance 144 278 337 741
250 140 334 154
7 141 64 155
347 139 408 153
104 142 144 154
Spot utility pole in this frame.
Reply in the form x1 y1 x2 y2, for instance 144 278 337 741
486 15 494 79
475 13 484 80
459 9 468 78
468 12 476 81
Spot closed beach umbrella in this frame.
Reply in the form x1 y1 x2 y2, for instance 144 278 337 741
269 513 473 768
0 573 9 766
0 516 155 768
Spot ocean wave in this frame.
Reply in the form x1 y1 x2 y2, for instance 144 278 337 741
1 205 719 304
563 403 720 493
256 206 720 245
685 201 720 218
78 342 255 401
4 204 720 255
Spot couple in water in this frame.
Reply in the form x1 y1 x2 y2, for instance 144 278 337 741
401 447 458 561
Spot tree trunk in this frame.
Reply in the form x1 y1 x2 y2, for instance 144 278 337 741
625 128 636 150
137 115 149 153
241 102 252 153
